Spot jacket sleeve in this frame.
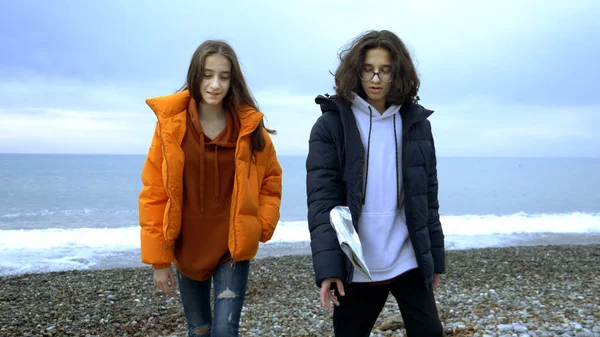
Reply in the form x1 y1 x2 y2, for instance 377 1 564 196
138 122 172 269
258 131 283 243
306 114 347 287
426 121 445 274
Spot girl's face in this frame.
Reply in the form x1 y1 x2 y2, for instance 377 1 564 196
200 54 232 107
360 48 393 107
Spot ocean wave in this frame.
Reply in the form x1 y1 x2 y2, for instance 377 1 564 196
0 212 599 251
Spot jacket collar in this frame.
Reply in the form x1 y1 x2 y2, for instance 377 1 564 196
146 90 264 137
315 93 433 132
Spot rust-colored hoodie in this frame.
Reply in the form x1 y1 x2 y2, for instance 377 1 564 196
173 98 239 280
138 91 282 276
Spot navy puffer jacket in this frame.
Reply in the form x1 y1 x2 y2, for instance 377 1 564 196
306 94 445 287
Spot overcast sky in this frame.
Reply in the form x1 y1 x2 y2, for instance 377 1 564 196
1 0 598 157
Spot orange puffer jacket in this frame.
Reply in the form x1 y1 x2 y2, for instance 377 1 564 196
138 90 282 267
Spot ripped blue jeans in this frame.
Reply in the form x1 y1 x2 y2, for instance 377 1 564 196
176 260 250 337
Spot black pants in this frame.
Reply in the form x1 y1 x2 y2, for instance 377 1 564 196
333 268 443 337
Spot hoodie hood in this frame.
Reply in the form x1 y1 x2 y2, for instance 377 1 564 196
186 97 238 210
351 93 401 121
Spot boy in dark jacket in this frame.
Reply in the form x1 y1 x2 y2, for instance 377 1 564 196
306 30 445 337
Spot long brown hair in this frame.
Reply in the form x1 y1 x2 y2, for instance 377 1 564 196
334 30 420 105
178 40 275 153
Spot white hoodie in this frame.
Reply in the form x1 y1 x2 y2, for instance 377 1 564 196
350 94 418 283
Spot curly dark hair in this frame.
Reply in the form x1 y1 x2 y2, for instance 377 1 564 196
334 30 420 105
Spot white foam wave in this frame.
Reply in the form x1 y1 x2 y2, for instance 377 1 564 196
1 212 599 276
1 212 599 252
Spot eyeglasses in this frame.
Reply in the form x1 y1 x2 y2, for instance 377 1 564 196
360 69 393 83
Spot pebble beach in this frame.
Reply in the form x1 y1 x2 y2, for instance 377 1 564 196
1 244 599 337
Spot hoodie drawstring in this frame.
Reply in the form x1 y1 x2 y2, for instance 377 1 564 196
199 136 205 213
361 108 403 210
199 139 223 210
188 99 241 213
362 106 373 205
214 145 219 202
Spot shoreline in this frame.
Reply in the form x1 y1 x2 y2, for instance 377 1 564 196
1 244 599 336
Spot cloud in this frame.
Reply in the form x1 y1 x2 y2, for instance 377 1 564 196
3 0 598 105
0 86 598 157
428 98 600 157
248 92 600 158
0 106 155 154
0 0 598 156
1 108 142 121
255 90 319 156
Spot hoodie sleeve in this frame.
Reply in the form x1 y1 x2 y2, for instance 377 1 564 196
426 120 445 274
258 131 283 243
306 112 347 287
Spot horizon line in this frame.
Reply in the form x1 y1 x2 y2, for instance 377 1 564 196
0 152 599 160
